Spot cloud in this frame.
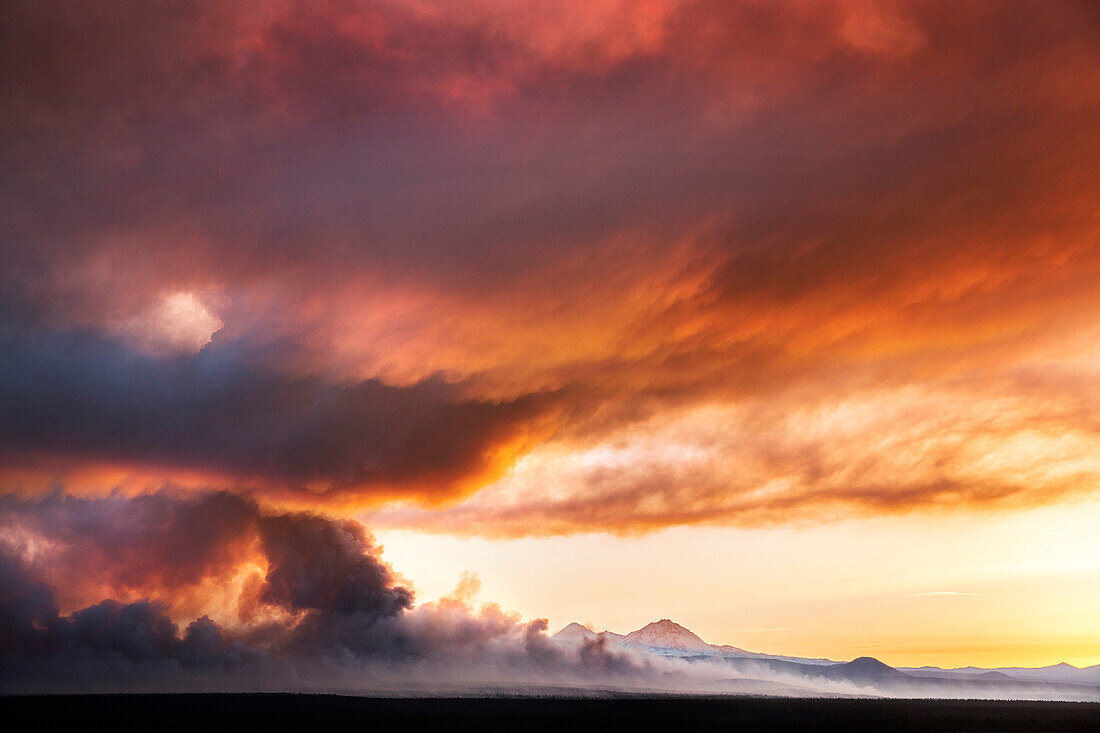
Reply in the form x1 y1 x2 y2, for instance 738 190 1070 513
1 0 1099 531
367 378 1100 535
115 291 224 355
0 327 557 504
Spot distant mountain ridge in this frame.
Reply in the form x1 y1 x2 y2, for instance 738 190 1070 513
902 660 1100 684
550 618 1100 693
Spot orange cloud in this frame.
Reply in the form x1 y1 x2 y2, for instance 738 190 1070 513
1 0 1098 533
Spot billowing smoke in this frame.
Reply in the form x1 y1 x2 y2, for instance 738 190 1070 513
0 491 654 693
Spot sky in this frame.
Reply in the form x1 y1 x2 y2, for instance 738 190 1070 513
1 0 1098 683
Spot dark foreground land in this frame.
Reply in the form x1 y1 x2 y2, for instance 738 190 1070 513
3 694 1098 732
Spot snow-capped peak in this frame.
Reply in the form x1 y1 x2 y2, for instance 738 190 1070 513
622 619 713 651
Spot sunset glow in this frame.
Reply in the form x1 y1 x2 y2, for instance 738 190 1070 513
1 0 1098 694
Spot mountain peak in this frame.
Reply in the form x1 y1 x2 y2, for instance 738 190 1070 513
551 622 596 642
561 622 593 633
623 619 712 651
829 656 909 680
847 656 892 669
550 622 627 645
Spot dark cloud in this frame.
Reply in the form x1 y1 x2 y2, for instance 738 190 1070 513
0 546 57 656
0 328 554 501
